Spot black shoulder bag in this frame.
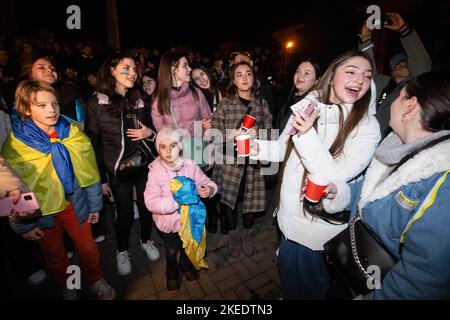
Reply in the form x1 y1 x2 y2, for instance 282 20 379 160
323 212 398 296
116 112 153 182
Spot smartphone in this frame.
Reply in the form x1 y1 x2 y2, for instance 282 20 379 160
290 99 317 117
0 192 40 217
288 100 317 135
302 102 317 117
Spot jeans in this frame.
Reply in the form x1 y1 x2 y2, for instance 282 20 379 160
109 172 154 252
278 235 331 300
38 204 103 285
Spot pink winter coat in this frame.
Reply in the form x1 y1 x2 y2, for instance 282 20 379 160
144 156 218 233
151 82 212 137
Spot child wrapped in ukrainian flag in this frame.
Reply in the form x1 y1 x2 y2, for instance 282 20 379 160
144 126 218 293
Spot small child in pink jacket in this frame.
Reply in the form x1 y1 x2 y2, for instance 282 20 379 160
144 126 218 292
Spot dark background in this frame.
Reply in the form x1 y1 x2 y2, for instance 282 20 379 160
0 0 449 73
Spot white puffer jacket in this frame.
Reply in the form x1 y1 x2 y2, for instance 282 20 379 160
252 89 381 250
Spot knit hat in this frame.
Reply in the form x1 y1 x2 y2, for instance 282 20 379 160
155 126 183 152
389 52 408 70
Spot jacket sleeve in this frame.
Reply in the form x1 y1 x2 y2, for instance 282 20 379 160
192 163 218 197
84 181 103 213
144 163 179 215
85 96 107 184
0 154 28 199
151 98 165 132
196 87 212 120
293 115 381 181
260 98 273 133
211 99 227 140
8 216 39 235
365 178 450 299
323 179 364 213
400 30 432 77
358 39 376 72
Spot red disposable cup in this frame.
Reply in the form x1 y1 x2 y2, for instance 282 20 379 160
235 134 251 157
305 174 329 203
242 115 256 131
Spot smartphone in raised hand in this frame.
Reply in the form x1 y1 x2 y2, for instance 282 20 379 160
288 100 317 135
0 192 40 217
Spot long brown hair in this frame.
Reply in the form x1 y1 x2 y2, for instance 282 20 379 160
275 50 375 208
226 61 258 98
155 51 198 115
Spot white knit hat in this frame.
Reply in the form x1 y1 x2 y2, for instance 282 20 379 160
155 126 183 152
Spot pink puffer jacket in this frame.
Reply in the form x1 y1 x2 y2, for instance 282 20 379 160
144 156 218 233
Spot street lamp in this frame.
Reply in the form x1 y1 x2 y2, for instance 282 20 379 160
285 41 295 72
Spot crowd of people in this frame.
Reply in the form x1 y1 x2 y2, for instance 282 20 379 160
0 12 449 300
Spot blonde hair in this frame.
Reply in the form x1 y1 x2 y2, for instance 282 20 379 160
15 80 58 121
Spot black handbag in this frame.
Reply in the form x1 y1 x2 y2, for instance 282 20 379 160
116 148 150 182
323 213 398 296
116 112 152 182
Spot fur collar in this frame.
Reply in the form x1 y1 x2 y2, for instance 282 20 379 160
358 139 450 209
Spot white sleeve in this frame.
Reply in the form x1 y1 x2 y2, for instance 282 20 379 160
292 115 381 181
250 118 292 162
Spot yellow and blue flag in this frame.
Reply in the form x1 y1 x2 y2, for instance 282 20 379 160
170 176 208 270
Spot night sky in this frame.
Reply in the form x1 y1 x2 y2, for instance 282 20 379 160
10 0 374 47
5 0 449 68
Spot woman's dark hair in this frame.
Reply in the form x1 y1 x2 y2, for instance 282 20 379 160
226 61 258 97
286 58 321 104
391 72 450 174
155 51 198 115
191 65 224 107
407 72 450 132
95 50 141 115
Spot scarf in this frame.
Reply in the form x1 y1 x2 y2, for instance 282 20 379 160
2 118 100 215
375 130 450 165
170 176 208 270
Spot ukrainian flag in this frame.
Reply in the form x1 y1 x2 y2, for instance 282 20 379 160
170 176 208 270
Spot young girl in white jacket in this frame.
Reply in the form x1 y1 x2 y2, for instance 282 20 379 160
250 51 381 299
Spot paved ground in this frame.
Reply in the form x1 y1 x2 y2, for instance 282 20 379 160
11 188 282 300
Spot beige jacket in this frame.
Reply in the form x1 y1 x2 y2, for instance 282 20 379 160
0 154 27 199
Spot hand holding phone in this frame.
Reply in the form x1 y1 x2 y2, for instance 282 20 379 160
0 192 40 217
288 100 317 135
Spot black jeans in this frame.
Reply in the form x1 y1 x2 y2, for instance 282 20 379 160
162 232 195 276
108 171 154 252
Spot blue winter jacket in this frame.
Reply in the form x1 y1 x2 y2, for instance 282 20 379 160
324 139 450 299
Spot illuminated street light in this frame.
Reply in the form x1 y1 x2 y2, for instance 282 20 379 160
285 41 294 49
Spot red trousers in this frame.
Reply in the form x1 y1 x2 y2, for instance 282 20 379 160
38 203 103 285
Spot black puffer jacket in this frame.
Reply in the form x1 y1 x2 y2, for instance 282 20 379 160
86 92 157 183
